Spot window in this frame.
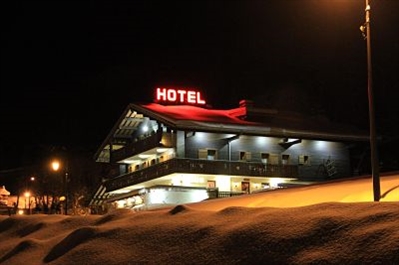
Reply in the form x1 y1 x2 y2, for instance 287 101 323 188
282 154 290 165
261 153 269 164
298 155 310 165
207 149 217 160
198 149 218 160
239 151 251 161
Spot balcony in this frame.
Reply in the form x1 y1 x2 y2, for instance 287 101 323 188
105 158 298 192
111 130 163 163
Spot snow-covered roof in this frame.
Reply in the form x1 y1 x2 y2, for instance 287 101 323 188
137 103 368 140
94 101 369 162
141 103 255 125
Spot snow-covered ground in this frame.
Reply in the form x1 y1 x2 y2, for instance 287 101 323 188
1 174 398 264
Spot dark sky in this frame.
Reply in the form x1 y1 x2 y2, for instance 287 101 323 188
1 0 398 169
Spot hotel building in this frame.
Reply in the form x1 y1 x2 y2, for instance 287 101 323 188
89 89 368 210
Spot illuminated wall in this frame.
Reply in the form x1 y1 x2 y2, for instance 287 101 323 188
145 188 208 209
182 132 351 179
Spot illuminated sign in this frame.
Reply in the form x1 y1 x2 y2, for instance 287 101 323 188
156 88 206 105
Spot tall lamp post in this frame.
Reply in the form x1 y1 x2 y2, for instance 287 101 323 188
51 160 69 214
360 0 380 201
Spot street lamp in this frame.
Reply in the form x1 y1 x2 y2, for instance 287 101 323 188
360 0 380 201
51 160 60 171
51 159 69 214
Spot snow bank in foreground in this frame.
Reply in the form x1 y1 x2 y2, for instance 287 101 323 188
0 175 398 264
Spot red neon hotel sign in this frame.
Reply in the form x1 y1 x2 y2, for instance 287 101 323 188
156 88 206 105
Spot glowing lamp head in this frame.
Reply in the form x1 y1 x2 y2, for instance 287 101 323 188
51 160 60 171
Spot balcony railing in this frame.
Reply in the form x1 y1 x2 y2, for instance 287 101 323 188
111 130 163 163
105 158 298 192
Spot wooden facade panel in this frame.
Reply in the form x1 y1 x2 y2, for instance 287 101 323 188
181 132 351 180
292 141 351 179
230 136 284 162
184 132 229 159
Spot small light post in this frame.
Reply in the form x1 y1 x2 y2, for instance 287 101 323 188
51 159 69 215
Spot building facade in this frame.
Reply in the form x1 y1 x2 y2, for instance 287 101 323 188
90 93 368 211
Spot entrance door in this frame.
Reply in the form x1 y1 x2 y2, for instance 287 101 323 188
241 181 250 194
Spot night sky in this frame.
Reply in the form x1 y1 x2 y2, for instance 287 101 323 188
1 0 398 170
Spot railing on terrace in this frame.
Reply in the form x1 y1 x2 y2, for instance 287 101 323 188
111 130 163 163
105 158 298 192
